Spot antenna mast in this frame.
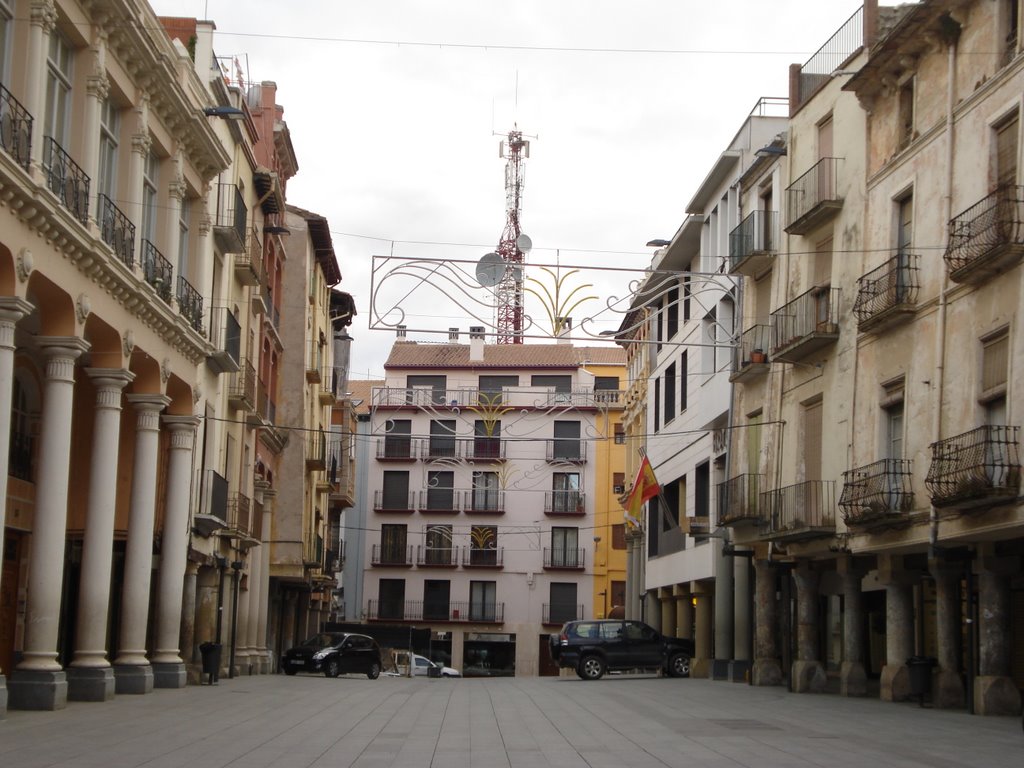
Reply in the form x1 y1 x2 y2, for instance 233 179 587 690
495 126 531 344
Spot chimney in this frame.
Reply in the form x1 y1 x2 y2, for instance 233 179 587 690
397 325 407 339
556 317 572 346
448 327 459 341
469 326 485 361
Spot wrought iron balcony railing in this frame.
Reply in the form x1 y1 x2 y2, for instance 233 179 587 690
97 193 136 268
546 439 587 463
771 286 840 362
213 182 247 252
544 490 586 516
944 185 1024 284
925 425 1021 509
418 488 460 513
141 240 173 303
542 603 584 625
729 210 779 275
234 228 264 287
463 489 505 514
730 325 771 382
228 358 257 411
44 137 89 225
177 276 203 334
461 547 503 567
306 431 326 471
373 490 416 513
543 547 585 569
0 83 32 170
421 436 460 461
853 253 919 331
416 545 459 567
370 544 413 567
306 341 324 383
366 600 504 623
207 306 241 374
760 480 836 539
466 436 505 461
227 492 251 536
377 436 417 461
839 459 914 525
717 473 763 526
786 157 842 234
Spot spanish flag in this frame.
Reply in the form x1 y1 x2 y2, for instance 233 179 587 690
623 455 660 529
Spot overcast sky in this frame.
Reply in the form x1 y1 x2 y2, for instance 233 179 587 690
151 0 868 381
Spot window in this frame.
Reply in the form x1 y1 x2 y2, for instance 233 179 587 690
612 472 625 495
423 580 450 620
141 149 159 244
548 583 578 624
473 419 501 460
378 579 406 620
425 471 454 511
424 525 452 565
683 271 692 322
680 351 688 412
981 331 1009 421
532 374 572 403
177 199 191 279
897 78 915 150
383 419 412 458
469 581 497 621
995 110 1019 188
610 581 626 611
98 99 120 197
653 377 660 433
472 471 500 511
611 523 626 550
613 424 625 445
594 376 620 404
694 461 710 539
478 375 518 405
381 470 410 510
1005 0 1019 65
550 527 579 567
469 525 498 566
0 1 11 82
552 472 581 514
380 524 407 565
666 286 679 339
881 380 905 461
553 420 581 460
44 31 72 146
664 363 676 423
407 375 447 405
9 377 32 481
428 419 456 459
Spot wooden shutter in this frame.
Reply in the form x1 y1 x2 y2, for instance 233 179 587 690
982 332 1009 394
996 112 1019 188
803 401 823 482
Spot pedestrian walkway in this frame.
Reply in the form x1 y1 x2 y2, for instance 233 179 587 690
1 674 1020 767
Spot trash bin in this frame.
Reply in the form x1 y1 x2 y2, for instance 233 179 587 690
427 664 442 679
906 656 936 705
200 642 222 685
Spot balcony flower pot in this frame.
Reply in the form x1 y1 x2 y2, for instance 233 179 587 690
750 350 767 364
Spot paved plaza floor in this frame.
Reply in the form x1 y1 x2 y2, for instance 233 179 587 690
1 673 1021 767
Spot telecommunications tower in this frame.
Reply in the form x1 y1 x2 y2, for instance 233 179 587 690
494 127 532 344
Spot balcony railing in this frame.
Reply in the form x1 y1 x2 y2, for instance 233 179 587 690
207 307 241 374
717 473 763 526
925 425 1021 509
839 459 914 525
944 185 1024 284
97 193 136 268
228 358 257 411
544 490 586 516
543 603 584 625
0 83 32 170
785 157 842 234
213 182 247 252
44 136 89 225
306 431 326 471
416 545 459 567
141 240 173 304
543 547 585 569
366 600 504 623
760 480 836 540
373 490 416 513
227 492 251 536
370 544 413 567
853 253 919 331
234 228 264 287
177 276 203 334
729 210 779 276
461 547 503 567
546 439 587 463
730 325 771 382
377 436 416 461
418 488 459 513
305 341 324 383
8 430 32 481
463 489 505 514
466 436 505 462
421 436 459 461
771 287 840 362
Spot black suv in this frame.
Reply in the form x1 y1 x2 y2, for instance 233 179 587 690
549 620 694 680
281 632 383 679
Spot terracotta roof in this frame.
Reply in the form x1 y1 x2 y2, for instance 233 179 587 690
383 342 624 370
346 380 382 413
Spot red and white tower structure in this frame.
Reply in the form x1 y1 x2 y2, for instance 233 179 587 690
495 127 530 344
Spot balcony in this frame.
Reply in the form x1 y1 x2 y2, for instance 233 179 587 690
461 547 503 568
853 253 919 333
194 469 228 537
228 358 257 412
760 480 836 541
140 240 173 304
370 544 413 567
545 439 587 464
365 600 504 623
465 436 506 462
43 137 89 225
306 431 326 471
373 490 416 514
421 436 460 462
376 436 416 461
463 489 505 514
771 287 840 363
717 473 763 526
839 459 914 527
416 545 459 567
234 228 264 287
925 425 1021 510
305 341 324 384
319 364 340 405
543 548 585 570
98 193 136 268
249 376 268 427
207 307 241 374
177 276 203 334
944 186 1024 285
213 182 247 253
373 386 468 408
417 488 460 514
730 325 771 383
729 210 779 276
785 157 842 235
226 492 253 539
544 491 586 516
0 83 32 170
543 603 584 626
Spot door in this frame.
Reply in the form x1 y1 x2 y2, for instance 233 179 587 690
423 580 451 621
624 621 663 667
802 401 823 528
0 533 21 675
817 115 834 201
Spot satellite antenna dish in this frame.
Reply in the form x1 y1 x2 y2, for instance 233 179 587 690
475 252 505 288
515 233 533 253
510 265 524 283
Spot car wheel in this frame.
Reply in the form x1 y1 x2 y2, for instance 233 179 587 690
283 664 298 676
578 655 605 681
367 661 381 680
324 658 340 678
668 653 690 678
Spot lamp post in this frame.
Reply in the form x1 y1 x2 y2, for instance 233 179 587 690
228 559 242 678
639 591 647 623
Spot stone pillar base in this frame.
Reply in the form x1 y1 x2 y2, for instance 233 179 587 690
751 658 782 686
0 674 7 716
711 659 730 680
791 660 827 693
974 675 1023 716
932 668 965 709
67 667 115 702
879 663 910 702
729 660 751 683
691 658 712 679
153 662 187 689
840 661 867 697
8 669 68 710
114 664 154 695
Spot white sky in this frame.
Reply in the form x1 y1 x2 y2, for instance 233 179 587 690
150 0 867 381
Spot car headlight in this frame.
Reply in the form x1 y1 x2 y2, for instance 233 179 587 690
312 651 327 661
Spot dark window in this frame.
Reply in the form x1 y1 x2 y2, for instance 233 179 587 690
549 583 578 624
473 419 501 459
469 581 497 621
594 376 619 390
429 419 456 458
383 419 411 458
378 579 406 620
694 461 710 540
425 525 452 565
479 375 518 405
664 363 676 423
683 276 691 322
470 525 498 565
426 471 455 511
680 351 688 412
407 375 447 405
381 471 410 509
666 286 679 339
612 472 626 495
611 523 626 550
662 478 681 530
380 524 407 564
423 580 450 620
614 424 625 444
553 420 581 460
653 378 660 433
531 375 571 392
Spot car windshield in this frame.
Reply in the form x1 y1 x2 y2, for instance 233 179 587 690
300 633 341 648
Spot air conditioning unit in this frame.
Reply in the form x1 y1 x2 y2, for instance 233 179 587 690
613 485 625 494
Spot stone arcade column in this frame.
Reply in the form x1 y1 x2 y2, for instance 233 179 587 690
751 558 782 686
692 583 713 679
624 532 639 620
234 562 253 675
193 563 219 679
713 540 734 680
67 369 135 702
112 395 170 694
659 586 676 637
152 416 200 688
180 561 200 673
673 587 693 641
732 556 752 682
838 558 867 697
27 1 57 178
9 337 89 711
878 557 913 702
244 543 262 674
791 563 826 693
0 298 34 713
974 548 1022 716
256 485 275 672
929 558 965 709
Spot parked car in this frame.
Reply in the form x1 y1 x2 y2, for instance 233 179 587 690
281 632 382 679
548 619 694 681
411 653 461 677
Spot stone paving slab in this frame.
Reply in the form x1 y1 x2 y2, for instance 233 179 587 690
0 673 1021 767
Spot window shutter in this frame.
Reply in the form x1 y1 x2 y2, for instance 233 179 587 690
982 333 1009 393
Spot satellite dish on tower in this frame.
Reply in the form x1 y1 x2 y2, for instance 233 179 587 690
515 233 533 253
476 252 505 288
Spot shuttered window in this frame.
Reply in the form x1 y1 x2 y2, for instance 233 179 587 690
996 111 1019 188
981 332 1009 395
